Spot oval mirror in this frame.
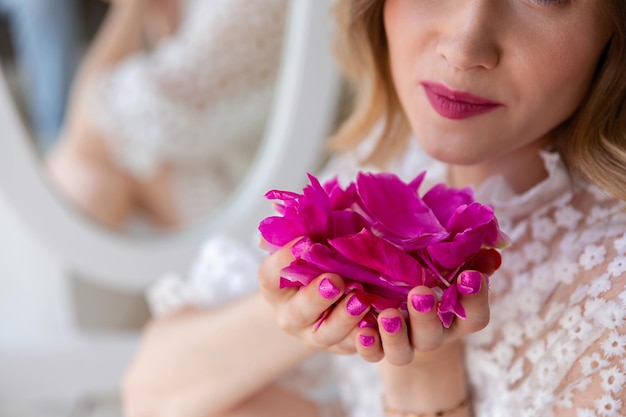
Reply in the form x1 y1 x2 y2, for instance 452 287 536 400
0 0 341 291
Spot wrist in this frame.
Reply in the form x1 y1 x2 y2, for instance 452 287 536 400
380 342 469 416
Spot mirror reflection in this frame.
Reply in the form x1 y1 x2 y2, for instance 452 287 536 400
0 0 288 234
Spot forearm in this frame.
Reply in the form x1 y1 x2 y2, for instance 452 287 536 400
123 292 319 417
79 1 146 77
62 0 145 139
187 293 319 405
379 342 470 417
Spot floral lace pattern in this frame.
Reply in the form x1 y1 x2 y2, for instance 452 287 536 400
91 0 288 224
466 179 626 417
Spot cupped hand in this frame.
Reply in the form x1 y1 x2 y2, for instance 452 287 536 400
259 238 492 363
258 240 371 355
355 271 490 366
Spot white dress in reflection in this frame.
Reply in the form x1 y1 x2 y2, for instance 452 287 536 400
92 0 288 225
149 135 626 417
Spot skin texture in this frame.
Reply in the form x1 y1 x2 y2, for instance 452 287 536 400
384 0 612 194
122 294 322 417
46 0 181 228
260 0 614 415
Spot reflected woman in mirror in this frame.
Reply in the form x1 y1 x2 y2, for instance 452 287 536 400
46 0 287 230
115 0 624 417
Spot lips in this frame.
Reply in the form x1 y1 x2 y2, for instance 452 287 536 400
421 81 503 120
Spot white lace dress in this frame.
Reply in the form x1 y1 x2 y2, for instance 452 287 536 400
149 138 626 417
91 0 288 224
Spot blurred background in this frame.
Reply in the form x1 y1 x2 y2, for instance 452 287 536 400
0 0 344 415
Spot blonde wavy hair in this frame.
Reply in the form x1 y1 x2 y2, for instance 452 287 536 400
329 0 626 200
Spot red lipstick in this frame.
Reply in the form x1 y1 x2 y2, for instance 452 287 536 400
422 81 503 120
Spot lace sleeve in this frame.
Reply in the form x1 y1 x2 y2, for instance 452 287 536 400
466 181 626 417
146 234 264 317
550 231 626 417
91 0 288 178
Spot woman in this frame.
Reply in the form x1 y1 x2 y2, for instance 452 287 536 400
260 0 626 416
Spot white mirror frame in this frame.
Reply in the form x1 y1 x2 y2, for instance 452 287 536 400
0 0 341 291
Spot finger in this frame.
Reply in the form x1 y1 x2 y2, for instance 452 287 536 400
312 292 370 346
407 286 445 352
378 310 413 366
258 240 298 304
453 271 490 335
280 273 345 331
355 327 383 362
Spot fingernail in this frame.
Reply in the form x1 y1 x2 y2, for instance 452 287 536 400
318 277 340 299
381 316 402 334
358 314 377 329
457 271 483 295
411 293 435 313
359 334 375 347
346 294 369 316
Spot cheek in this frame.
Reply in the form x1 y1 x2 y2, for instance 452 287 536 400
519 44 602 133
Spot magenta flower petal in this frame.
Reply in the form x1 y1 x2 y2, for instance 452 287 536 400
446 203 496 236
408 171 427 193
356 172 448 246
324 178 358 210
330 210 369 239
423 183 475 226
259 216 308 246
437 284 466 328
329 229 436 287
279 277 303 289
280 259 323 286
299 242 408 295
438 311 456 328
427 231 484 269
427 203 503 269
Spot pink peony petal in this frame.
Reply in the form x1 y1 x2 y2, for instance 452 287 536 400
329 229 436 287
437 284 466 326
279 277 303 289
423 183 475 226
280 259 323 286
259 216 308 247
356 172 447 244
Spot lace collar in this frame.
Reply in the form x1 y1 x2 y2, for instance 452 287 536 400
389 140 572 225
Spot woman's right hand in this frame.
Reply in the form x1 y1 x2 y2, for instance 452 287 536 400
258 240 372 355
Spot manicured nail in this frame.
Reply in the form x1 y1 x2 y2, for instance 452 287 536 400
411 293 436 313
318 277 340 299
359 334 375 347
346 294 369 316
457 271 483 295
358 315 377 329
381 317 402 334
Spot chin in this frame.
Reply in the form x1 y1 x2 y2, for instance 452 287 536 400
418 140 487 166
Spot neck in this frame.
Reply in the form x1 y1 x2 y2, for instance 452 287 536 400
447 137 552 194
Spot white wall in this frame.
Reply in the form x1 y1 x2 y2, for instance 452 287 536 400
0 184 72 348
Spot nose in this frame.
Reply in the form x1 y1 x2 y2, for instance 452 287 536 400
435 1 501 71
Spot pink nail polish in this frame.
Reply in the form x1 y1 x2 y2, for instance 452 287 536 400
381 316 402 334
346 294 368 316
318 277 340 299
457 271 482 295
359 334 375 347
411 293 435 313
358 321 376 329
